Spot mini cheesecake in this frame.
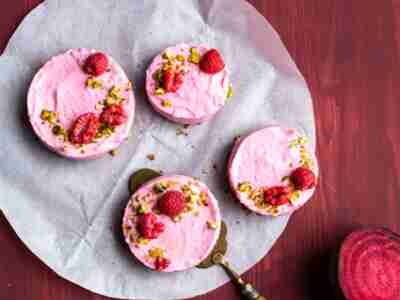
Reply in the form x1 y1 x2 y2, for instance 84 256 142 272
122 175 221 272
145 43 232 125
228 126 319 216
28 48 135 159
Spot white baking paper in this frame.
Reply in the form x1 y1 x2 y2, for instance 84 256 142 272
0 0 315 299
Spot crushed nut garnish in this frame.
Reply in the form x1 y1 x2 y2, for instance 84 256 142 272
176 54 186 62
199 192 208 206
226 84 234 102
126 81 133 91
52 125 65 137
289 190 301 204
176 127 188 136
238 182 253 194
146 154 155 161
162 99 172 108
95 123 115 139
136 237 150 246
207 220 218 230
155 88 165 96
153 182 167 193
189 47 201 64
109 149 118 156
149 247 165 258
136 203 149 214
40 109 57 124
86 77 103 90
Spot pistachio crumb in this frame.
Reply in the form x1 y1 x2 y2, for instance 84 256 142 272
189 47 201 64
207 220 218 230
153 182 167 193
155 88 165 96
176 54 186 62
146 154 156 161
110 149 118 157
137 237 150 246
162 99 172 108
86 77 103 90
149 247 165 258
226 84 234 102
136 203 149 214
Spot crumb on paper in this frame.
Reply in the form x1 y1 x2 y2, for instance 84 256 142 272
176 127 188 136
147 154 155 161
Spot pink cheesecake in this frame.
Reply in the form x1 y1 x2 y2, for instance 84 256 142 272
28 48 135 159
122 175 221 272
145 44 232 125
228 126 319 216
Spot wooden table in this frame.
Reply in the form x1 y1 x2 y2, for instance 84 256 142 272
1 1 399 299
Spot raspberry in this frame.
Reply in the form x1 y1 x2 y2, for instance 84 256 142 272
69 113 100 145
100 104 127 127
155 257 171 271
290 167 316 190
83 53 108 76
199 49 225 74
137 213 165 240
163 70 184 93
264 186 291 206
158 191 185 217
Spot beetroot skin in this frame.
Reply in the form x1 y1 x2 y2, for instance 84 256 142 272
338 228 400 300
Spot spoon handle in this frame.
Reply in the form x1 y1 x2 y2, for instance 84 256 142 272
216 256 267 300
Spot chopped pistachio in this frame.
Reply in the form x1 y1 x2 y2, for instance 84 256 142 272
238 182 252 194
176 54 186 62
199 192 208 206
290 190 301 204
226 84 234 101
126 81 133 90
109 86 122 100
52 125 65 136
153 69 163 84
173 215 182 222
86 77 103 90
207 220 218 230
96 123 115 139
136 203 149 214
186 202 195 212
162 50 174 60
149 247 165 258
189 47 201 64
137 237 150 246
105 96 117 106
153 182 167 193
40 109 57 124
95 103 104 111
146 154 155 161
109 149 118 157
155 88 165 96
281 176 290 183
162 99 172 108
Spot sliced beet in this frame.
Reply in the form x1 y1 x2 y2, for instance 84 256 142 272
338 228 400 300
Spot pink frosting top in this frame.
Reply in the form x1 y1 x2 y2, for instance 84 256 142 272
228 126 319 216
27 48 135 159
146 44 230 124
122 175 221 272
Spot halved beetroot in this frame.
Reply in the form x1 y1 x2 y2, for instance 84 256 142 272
338 228 400 300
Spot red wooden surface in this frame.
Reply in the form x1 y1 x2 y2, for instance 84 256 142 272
1 0 400 299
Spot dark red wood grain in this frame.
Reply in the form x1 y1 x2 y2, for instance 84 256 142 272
1 1 400 299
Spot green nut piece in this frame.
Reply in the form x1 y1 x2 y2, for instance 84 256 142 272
189 47 201 64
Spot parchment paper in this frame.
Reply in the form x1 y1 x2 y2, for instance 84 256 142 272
0 0 315 299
